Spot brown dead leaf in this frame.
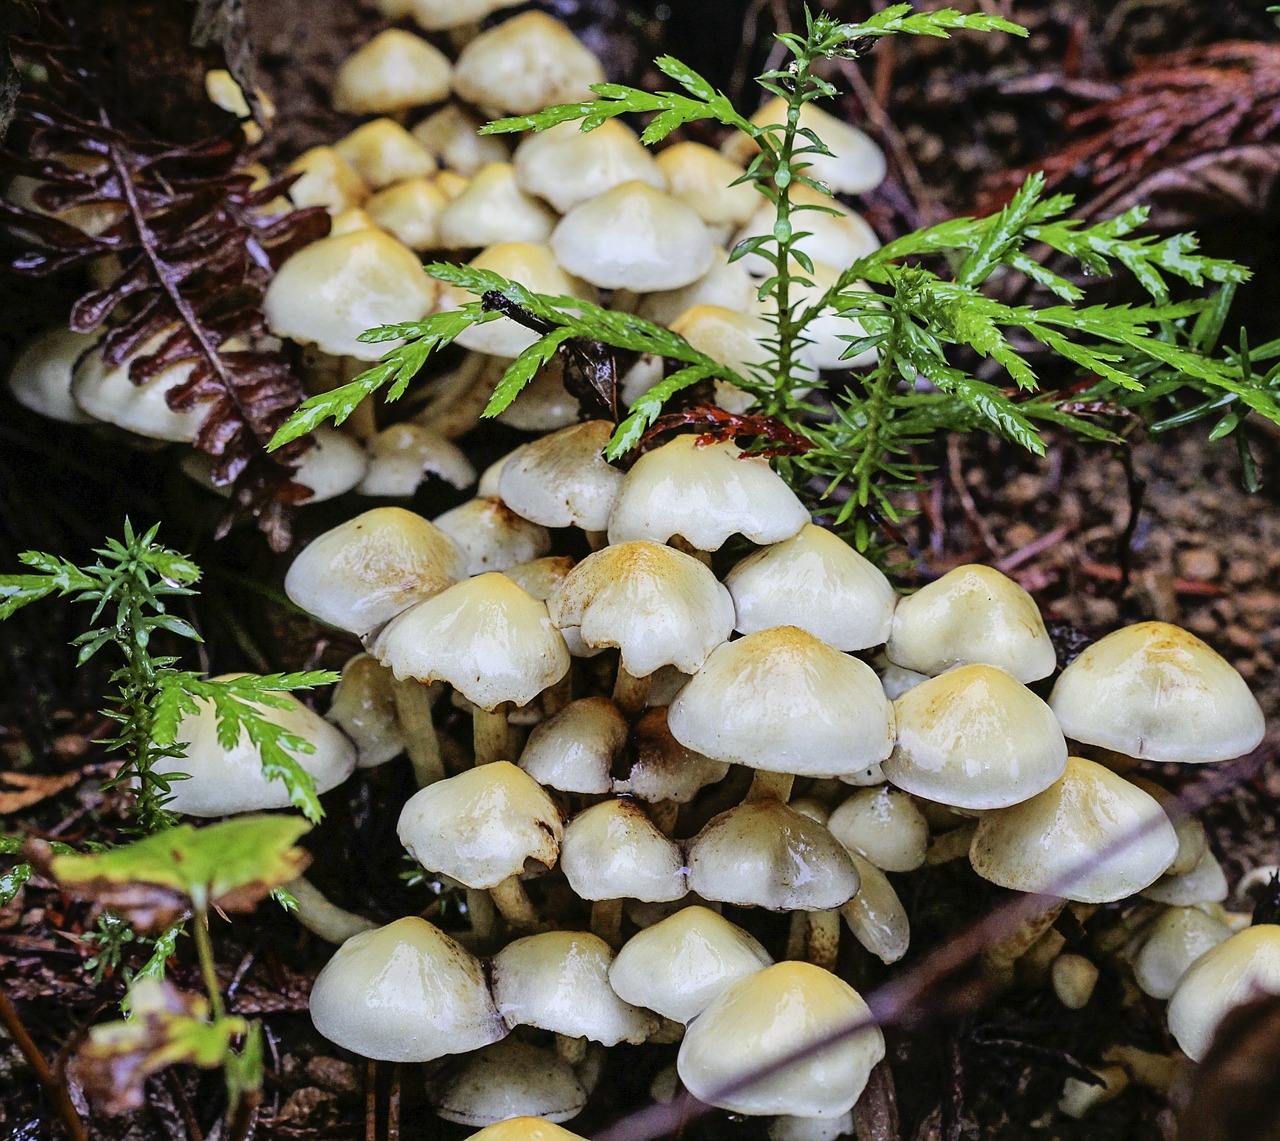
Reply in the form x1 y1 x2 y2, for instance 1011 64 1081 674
0 771 79 814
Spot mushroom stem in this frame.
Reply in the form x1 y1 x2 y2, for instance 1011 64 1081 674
554 1034 587 1064
806 910 840 972
612 664 651 718
649 799 678 836
984 897 1066 975
746 769 794 803
464 887 500 948
472 704 511 766
925 822 977 865
339 356 378 439
490 874 542 931
285 877 377 944
391 678 444 787
585 530 607 552
784 911 808 961
1089 746 1141 774
542 671 572 718
669 535 712 568
590 897 624 949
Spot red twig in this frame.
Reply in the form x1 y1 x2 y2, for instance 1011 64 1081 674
0 984 88 1141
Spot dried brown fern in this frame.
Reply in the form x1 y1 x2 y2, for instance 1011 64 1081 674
1 6 330 550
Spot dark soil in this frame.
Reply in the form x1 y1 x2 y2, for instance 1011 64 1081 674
1 1 1278 1140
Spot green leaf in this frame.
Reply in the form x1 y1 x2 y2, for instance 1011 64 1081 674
607 363 725 458
50 815 312 917
483 328 575 418
0 861 31 906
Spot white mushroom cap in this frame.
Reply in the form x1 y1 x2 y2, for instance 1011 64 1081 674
186 425 369 504
686 799 860 912
677 961 885 1118
332 30 452 115
151 676 356 816
358 423 476 498
668 626 894 779
885 664 1068 809
654 141 758 228
7 326 97 423
429 1036 586 1127
495 358 580 433
724 96 887 195
1048 621 1265 763
335 119 437 188
433 497 552 574
398 761 563 888
490 930 659 1045
309 916 505 1062
886 564 1056 682
768 1114 854 1141
502 555 576 602
1132 905 1232 1000
437 242 595 358
365 178 449 251
412 104 511 177
614 706 730 804
498 421 623 532
284 507 466 638
263 230 436 361
452 12 605 115
841 853 910 964
326 653 405 769
827 786 929 873
549 541 734 678
635 247 757 327
517 697 626 795
732 185 879 277
1142 846 1229 907
725 523 898 651
372 572 570 710
969 756 1179 903
607 435 809 550
408 0 521 32
438 162 558 249
1167 925 1280 1060
609 905 773 1024
514 120 666 214
285 146 369 214
560 798 686 903
551 181 715 292
71 331 212 442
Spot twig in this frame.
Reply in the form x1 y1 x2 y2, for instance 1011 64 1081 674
947 435 1002 556
994 525 1071 573
0 984 89 1141
1115 444 1146 595
365 1059 376 1141
166 1068 205 1141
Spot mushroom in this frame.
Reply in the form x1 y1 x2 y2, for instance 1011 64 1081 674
412 104 512 176
827 786 930 873
514 119 666 213
334 119 437 188
1131 905 1231 999
433 498 552 574
332 30 452 116
358 423 476 498
364 178 449 251
428 1036 586 1127
653 141 758 240
840 853 910 964
398 760 563 932
732 184 879 277
886 563 1056 682
1048 621 1265 765
608 905 772 1024
462 1117 587 1141
635 247 757 327
548 540 735 715
437 162 558 249
677 962 885 1118
517 697 626 795
184 427 369 505
6 326 98 424
326 652 405 769
407 0 522 33
612 706 730 831
1166 924 1280 1060
283 146 369 214
309 916 505 1061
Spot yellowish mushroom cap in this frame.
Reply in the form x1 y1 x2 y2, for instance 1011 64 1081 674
827 785 929 873
969 756 1179 903
408 0 521 31
412 104 512 177
335 119 437 189
1048 621 1265 763
733 185 879 276
1131 905 1231 1000
263 230 436 360
433 497 552 574
452 13 605 115
677 961 885 1118
560 798 687 903
655 140 758 227
514 120 666 213
463 1117 587 1141
333 30 452 115
364 178 448 251
326 652 405 769
517 696 625 794
438 162 558 249
358 423 476 498
285 146 369 214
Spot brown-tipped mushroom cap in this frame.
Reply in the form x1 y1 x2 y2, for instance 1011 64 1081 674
886 563 1056 682
677 962 885 1118
686 799 860 912
514 120 666 213
725 523 897 651
490 930 659 1045
498 421 623 532
551 181 715 292
372 572 570 710
333 30 451 115
309 916 505 1062
609 905 772 1024
885 664 1068 809
398 761 563 888
263 230 436 360
517 697 626 795
560 798 687 903
614 706 730 803
668 626 894 779
969 756 1178 903
452 13 604 115
607 435 808 551
433 497 552 575
1048 621 1265 763
284 507 466 638
549 541 734 677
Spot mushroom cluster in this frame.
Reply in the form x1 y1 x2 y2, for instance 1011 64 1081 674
276 416 1267 1133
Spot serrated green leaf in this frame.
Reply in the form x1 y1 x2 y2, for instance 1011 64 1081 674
483 328 575 417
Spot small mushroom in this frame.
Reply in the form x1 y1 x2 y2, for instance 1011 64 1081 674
332 30 451 116
514 119 666 213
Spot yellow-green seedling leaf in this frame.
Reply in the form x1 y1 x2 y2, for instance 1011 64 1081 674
46 816 312 929
70 978 247 1115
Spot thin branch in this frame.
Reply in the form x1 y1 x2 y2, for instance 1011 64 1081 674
0 984 89 1141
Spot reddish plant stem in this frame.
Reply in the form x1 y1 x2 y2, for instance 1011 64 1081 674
0 984 88 1141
